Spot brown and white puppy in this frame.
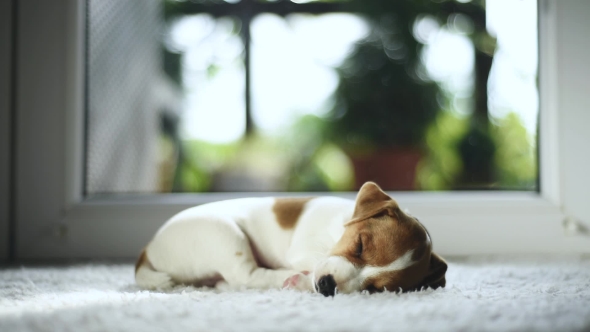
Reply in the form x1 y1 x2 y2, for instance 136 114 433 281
136 182 447 296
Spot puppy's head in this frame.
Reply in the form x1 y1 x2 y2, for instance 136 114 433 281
313 182 447 296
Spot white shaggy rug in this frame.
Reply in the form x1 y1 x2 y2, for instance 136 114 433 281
1 256 590 332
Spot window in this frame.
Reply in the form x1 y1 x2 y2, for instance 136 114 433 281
86 0 538 195
8 0 590 260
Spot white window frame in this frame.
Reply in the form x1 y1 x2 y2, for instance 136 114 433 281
11 0 590 260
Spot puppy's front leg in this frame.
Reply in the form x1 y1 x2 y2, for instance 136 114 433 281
223 264 314 292
282 271 314 291
211 219 314 292
220 243 314 291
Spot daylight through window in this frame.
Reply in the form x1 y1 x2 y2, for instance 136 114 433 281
85 0 538 194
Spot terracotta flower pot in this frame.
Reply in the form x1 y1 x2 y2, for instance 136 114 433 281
350 148 422 191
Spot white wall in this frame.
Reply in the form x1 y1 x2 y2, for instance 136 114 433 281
15 0 71 260
556 1 590 229
0 0 13 262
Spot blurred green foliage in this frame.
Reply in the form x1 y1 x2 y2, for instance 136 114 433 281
173 114 356 192
174 110 537 192
491 113 537 189
176 140 238 192
284 115 354 191
163 0 538 192
417 110 469 190
418 110 537 190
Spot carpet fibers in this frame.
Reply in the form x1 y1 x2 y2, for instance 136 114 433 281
1 256 590 332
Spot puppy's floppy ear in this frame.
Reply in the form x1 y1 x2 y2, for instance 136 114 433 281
419 252 447 290
346 182 398 225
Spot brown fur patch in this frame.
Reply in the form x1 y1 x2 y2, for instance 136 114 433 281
272 197 314 229
135 249 149 275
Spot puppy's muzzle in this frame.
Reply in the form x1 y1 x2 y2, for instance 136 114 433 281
316 274 337 297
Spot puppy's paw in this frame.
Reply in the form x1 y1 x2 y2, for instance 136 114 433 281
158 280 175 290
282 271 313 292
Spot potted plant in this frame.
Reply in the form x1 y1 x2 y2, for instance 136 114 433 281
326 22 440 190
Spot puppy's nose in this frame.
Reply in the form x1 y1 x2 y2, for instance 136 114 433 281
317 274 337 297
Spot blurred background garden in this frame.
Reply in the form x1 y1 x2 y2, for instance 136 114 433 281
86 0 538 194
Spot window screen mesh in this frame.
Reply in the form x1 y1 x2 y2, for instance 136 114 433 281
86 0 161 194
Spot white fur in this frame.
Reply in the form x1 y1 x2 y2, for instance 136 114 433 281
137 197 356 291
360 249 416 280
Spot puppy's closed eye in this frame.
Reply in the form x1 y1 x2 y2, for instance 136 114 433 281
355 236 363 258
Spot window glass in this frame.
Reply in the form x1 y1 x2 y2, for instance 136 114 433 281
85 0 538 194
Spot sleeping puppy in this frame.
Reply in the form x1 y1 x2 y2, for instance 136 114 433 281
135 182 447 296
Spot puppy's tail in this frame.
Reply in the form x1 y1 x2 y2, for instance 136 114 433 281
135 249 173 290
